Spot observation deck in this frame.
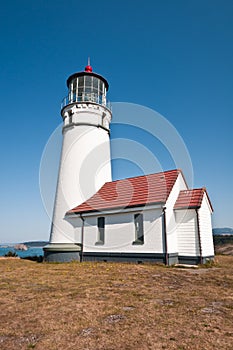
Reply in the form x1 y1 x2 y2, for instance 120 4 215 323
61 93 111 111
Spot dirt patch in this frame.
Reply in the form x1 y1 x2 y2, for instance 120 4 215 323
215 244 233 255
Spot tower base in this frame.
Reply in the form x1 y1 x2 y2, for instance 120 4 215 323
43 243 81 262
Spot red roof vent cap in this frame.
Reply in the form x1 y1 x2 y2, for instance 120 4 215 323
85 65 92 72
85 58 92 72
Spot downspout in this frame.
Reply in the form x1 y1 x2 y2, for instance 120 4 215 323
80 214 85 263
162 207 168 266
195 208 203 264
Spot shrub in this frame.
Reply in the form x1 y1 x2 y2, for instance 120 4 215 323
4 250 18 257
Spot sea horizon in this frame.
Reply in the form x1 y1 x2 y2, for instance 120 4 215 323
0 246 44 258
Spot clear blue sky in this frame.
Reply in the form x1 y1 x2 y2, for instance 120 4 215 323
0 0 232 243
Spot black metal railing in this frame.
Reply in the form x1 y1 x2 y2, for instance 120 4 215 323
61 92 111 110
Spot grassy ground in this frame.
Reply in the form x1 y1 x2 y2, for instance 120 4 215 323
0 256 233 350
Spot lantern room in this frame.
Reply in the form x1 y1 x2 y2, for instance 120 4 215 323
61 63 110 110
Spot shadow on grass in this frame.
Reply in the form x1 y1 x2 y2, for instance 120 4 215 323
21 255 44 263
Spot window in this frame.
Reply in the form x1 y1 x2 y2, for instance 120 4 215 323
85 75 92 87
99 81 103 93
96 217 105 245
133 213 144 245
93 77 98 89
78 76 84 87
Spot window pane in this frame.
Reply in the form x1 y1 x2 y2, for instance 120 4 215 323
93 77 98 89
72 79 77 91
134 214 144 243
85 87 91 93
78 76 84 87
78 86 84 94
85 75 92 87
99 81 103 93
98 217 105 243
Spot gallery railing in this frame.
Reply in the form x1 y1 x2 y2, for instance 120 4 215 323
61 92 111 111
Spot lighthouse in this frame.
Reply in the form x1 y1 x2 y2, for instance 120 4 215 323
44 62 214 265
44 61 112 262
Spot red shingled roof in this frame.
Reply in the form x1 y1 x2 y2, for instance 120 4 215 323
174 188 213 211
68 169 182 215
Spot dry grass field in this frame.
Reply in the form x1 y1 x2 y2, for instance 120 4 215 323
0 256 233 350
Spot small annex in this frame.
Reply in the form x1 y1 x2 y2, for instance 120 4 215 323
64 169 214 265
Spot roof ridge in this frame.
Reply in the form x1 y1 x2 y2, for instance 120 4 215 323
180 188 206 192
104 169 180 185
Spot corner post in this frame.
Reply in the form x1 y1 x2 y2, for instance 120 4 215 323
80 214 85 262
162 207 168 266
195 208 203 264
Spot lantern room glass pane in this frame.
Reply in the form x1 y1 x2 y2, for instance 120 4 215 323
99 81 103 93
85 76 92 87
93 77 98 89
72 79 77 91
78 86 84 95
78 76 84 87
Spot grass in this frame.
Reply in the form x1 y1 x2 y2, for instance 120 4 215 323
0 256 233 349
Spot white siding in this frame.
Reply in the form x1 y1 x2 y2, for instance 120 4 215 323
50 103 112 244
65 216 82 243
199 193 214 257
175 209 199 256
70 208 163 253
165 172 188 253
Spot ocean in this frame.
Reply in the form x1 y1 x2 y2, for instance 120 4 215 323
0 247 44 258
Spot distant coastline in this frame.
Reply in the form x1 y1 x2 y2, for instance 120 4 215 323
212 227 233 235
0 241 48 248
0 241 48 258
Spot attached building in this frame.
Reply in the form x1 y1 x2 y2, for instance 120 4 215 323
50 169 214 265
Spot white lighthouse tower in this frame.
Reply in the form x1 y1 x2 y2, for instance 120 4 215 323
44 61 112 261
